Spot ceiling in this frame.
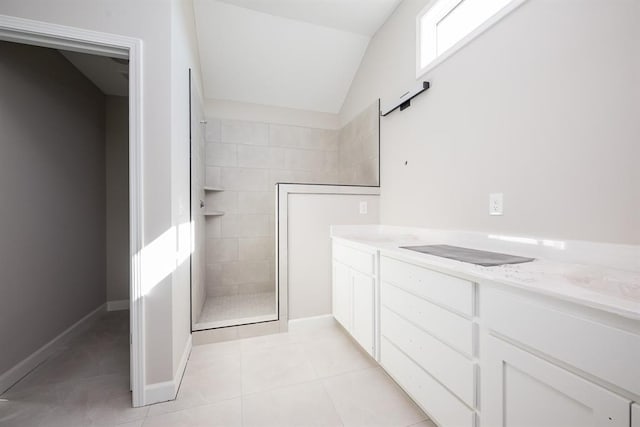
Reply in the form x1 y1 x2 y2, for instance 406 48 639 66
60 50 129 96
215 0 402 37
194 0 401 113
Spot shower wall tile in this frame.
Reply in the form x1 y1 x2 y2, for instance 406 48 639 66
204 116 347 298
237 145 285 169
221 120 268 145
238 237 274 261
298 128 339 151
206 143 237 167
205 166 222 188
207 238 239 263
206 263 223 294
222 260 270 286
205 216 222 238
220 214 271 238
206 191 239 214
237 191 274 215
205 119 221 143
337 100 380 186
284 148 326 171
221 168 269 191
269 124 305 148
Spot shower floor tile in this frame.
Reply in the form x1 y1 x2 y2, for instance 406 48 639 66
195 291 277 329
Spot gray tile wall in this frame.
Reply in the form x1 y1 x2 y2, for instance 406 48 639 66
204 119 340 297
203 104 379 298
338 101 380 186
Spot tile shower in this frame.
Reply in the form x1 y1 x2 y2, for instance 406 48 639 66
193 102 379 330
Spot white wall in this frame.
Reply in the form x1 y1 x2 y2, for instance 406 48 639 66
170 0 201 379
340 0 640 245
287 193 380 319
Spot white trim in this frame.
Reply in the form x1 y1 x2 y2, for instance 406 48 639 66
415 0 530 79
276 184 381 333
144 335 192 405
288 314 336 332
0 15 145 408
0 304 106 394
107 299 130 312
144 380 176 405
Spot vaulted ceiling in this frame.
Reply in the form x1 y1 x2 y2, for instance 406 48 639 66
193 0 401 113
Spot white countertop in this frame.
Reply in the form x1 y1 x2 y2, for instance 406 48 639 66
331 225 640 320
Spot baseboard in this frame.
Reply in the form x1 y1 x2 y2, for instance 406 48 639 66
144 380 175 405
0 303 106 394
107 299 130 311
143 334 192 406
288 314 336 332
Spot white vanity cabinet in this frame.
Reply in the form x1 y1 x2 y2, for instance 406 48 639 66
379 255 478 427
483 334 631 427
482 287 640 427
331 233 640 427
331 240 376 357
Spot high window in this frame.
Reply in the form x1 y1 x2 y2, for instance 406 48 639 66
417 0 527 77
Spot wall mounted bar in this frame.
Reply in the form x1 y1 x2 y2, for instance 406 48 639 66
381 81 430 116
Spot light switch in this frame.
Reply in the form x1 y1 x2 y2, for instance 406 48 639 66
359 201 368 214
489 193 503 216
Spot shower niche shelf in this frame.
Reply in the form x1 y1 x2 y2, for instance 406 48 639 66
204 211 225 217
204 186 224 192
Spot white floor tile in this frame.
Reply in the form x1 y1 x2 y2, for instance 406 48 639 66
241 342 318 394
323 367 427 427
242 380 343 427
143 398 241 427
301 326 376 378
7 313 434 427
147 353 241 417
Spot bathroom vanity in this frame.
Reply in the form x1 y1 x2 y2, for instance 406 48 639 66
331 226 640 427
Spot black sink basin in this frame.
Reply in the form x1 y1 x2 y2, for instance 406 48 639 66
400 244 534 267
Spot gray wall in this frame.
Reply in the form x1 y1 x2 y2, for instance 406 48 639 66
106 96 129 302
340 0 640 245
0 41 106 375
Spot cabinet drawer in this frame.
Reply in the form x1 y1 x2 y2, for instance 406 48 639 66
381 282 475 357
381 307 476 407
380 256 474 317
485 288 640 396
333 243 375 275
381 337 475 427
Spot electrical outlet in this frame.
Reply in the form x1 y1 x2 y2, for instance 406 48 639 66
489 193 503 216
359 201 368 214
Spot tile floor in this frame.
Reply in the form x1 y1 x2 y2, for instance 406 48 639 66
1 311 437 427
195 292 277 329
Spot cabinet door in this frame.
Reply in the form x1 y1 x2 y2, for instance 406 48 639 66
482 335 630 427
332 261 352 330
351 270 374 356
633 403 640 427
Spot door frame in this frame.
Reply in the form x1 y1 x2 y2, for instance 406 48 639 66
0 14 145 407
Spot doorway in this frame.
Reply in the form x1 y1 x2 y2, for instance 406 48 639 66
0 15 144 407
